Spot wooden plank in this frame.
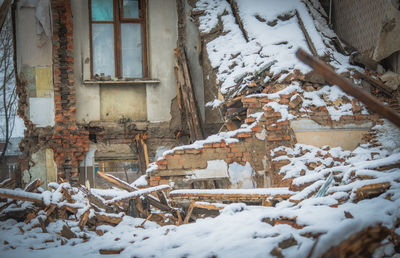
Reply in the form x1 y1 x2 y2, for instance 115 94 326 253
193 202 224 211
0 178 14 188
135 133 149 174
24 179 42 192
183 201 195 224
296 49 400 128
38 217 48 233
99 248 125 255
174 47 204 142
97 171 176 214
0 189 43 205
353 70 393 96
156 191 168 206
96 171 136 192
78 209 91 230
296 10 318 57
106 185 170 204
95 212 123 225
176 210 183 226
79 186 110 211
60 224 76 239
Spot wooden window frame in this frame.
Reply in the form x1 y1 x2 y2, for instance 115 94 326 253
89 0 148 79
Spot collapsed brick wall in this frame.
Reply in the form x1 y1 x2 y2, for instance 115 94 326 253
148 77 380 190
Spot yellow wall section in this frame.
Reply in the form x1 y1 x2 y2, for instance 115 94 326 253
100 84 147 121
35 66 53 97
45 148 57 185
294 130 369 150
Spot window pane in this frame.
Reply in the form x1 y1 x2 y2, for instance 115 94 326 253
92 23 115 77
121 23 143 78
122 0 139 19
92 0 113 21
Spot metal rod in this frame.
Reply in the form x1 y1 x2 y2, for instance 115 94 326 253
296 48 400 128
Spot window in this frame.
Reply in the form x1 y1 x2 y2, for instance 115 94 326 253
89 0 148 79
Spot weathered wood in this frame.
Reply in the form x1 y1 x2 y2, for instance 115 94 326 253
176 210 183 226
79 209 91 229
0 178 15 188
44 204 57 217
97 171 136 192
24 179 42 192
95 212 123 225
0 200 16 212
135 133 149 174
156 191 168 206
97 172 176 215
296 10 318 57
38 217 48 233
0 189 44 205
296 49 400 128
139 214 152 227
106 185 170 204
128 199 140 219
193 202 224 211
99 248 125 255
183 201 195 224
174 47 204 142
60 224 77 239
353 70 393 96
353 182 391 202
320 226 390 257
79 186 110 211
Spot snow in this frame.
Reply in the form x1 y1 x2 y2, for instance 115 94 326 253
170 187 293 196
130 175 148 187
194 0 355 97
1 120 400 256
2 1 400 257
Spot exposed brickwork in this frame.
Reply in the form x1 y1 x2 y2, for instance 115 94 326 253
51 0 89 183
148 79 379 190
16 1 89 186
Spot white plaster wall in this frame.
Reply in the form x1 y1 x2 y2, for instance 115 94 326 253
16 7 52 70
29 97 55 126
147 0 178 122
71 0 101 122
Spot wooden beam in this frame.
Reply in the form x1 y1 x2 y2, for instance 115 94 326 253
97 171 136 192
296 10 318 57
0 189 43 205
95 212 123 225
106 185 170 204
183 201 195 224
174 47 204 142
296 49 400 128
353 70 393 96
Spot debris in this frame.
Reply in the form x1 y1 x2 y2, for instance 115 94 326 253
296 48 400 128
174 47 204 142
295 10 318 57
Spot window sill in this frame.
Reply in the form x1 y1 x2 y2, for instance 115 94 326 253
83 79 160 85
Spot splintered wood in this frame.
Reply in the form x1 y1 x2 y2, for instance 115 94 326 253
174 47 204 142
